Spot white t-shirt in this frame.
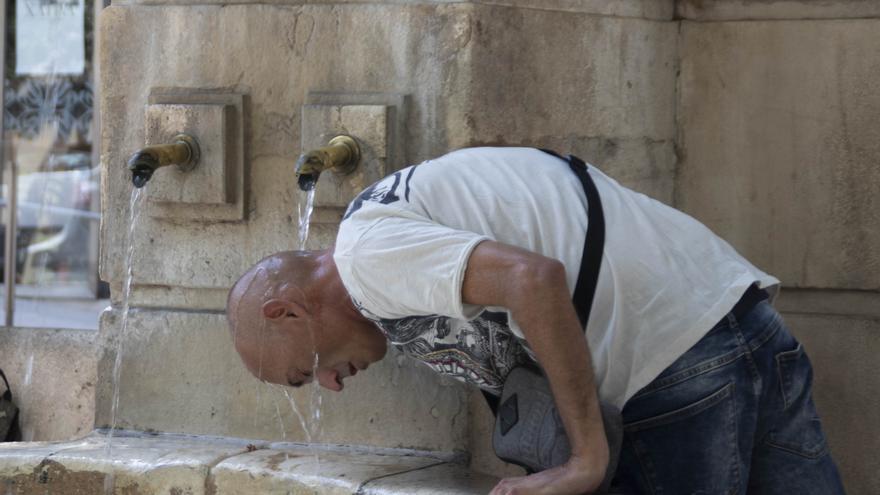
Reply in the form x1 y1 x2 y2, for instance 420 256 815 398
334 147 779 408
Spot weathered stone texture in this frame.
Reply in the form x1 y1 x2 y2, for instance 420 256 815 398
210 447 439 494
677 20 880 290
463 6 678 202
0 433 254 494
100 3 474 298
359 462 499 494
0 328 97 442
111 0 675 21
678 0 880 20
0 434 492 495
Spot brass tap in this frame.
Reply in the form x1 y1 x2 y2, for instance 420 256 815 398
295 135 361 191
128 134 200 188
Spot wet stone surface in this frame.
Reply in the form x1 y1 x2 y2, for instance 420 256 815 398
0 432 498 494
3 459 108 495
0 432 255 494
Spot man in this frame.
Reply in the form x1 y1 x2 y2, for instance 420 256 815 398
227 147 844 494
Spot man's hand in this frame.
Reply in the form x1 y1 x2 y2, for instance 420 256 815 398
490 453 609 495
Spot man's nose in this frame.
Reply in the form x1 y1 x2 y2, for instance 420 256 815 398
316 368 343 392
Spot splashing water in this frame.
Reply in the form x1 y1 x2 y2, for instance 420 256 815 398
282 388 312 444
254 316 268 429
270 387 289 441
309 350 323 443
23 355 34 387
297 183 321 444
283 387 322 475
297 188 315 250
270 387 292 464
306 329 323 473
105 188 144 459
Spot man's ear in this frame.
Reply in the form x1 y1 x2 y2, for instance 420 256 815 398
262 299 309 320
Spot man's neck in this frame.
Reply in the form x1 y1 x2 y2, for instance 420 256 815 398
313 249 372 325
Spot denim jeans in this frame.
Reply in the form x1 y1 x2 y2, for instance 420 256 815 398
609 300 845 494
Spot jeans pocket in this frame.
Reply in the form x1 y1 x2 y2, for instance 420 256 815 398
776 343 805 410
767 343 828 459
621 382 741 495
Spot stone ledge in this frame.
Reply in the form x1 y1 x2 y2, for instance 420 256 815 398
0 431 258 494
776 289 880 320
108 0 675 20
0 431 495 494
677 0 880 21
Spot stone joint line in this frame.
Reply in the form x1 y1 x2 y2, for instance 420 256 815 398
354 460 450 494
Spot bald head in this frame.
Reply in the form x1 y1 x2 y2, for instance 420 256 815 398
226 249 388 389
227 251 321 341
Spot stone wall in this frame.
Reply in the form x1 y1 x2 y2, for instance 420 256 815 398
0 328 97 442
677 9 880 495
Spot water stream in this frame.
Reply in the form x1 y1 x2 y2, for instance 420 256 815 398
103 187 144 493
277 185 322 474
297 188 316 250
282 388 312 444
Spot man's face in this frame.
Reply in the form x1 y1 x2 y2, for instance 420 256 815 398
228 253 387 392
233 310 383 392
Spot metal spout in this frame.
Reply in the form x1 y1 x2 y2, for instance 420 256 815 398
295 135 361 191
127 134 200 188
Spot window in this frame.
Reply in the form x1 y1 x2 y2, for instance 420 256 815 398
0 0 107 329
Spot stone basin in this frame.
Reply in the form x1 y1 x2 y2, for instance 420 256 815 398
0 430 497 494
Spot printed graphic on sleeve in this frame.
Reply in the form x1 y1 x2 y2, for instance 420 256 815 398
343 166 417 220
353 300 533 395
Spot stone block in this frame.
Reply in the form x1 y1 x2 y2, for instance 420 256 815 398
677 0 880 21
301 104 390 212
146 103 230 205
210 445 443 494
677 20 880 290
0 328 97 441
477 0 674 19
361 461 499 494
461 4 678 201
0 434 496 495
0 438 96 492
464 6 678 143
145 88 247 222
0 438 92 472
0 432 256 494
111 0 675 21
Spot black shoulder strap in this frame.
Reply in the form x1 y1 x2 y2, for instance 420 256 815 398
540 149 605 329
483 150 606 416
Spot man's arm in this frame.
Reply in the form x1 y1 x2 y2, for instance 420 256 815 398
462 240 608 495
